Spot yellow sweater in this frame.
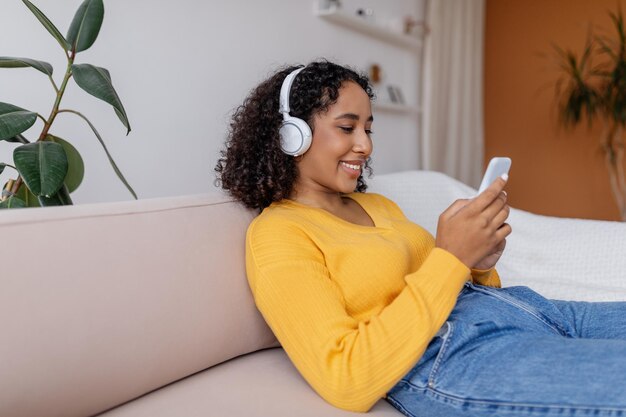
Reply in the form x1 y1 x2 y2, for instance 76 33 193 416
245 192 500 412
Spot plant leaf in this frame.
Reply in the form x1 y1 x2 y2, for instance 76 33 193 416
21 0 70 50
0 196 27 209
0 102 37 141
66 0 104 53
0 56 53 76
60 110 137 199
72 64 131 134
4 134 30 144
44 134 84 193
38 184 72 206
0 163 6 175
13 142 68 197
14 183 41 207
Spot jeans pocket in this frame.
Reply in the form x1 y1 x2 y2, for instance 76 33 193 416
395 321 455 391
426 321 454 389
469 283 568 336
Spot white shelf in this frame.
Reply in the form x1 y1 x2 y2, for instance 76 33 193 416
373 102 421 116
314 4 422 51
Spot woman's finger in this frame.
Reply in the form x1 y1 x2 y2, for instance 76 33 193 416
440 198 470 219
495 223 513 240
491 204 510 229
470 175 508 214
482 191 508 222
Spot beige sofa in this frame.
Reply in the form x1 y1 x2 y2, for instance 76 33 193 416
2 170 626 417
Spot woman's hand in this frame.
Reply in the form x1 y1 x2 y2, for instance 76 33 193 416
434 176 511 269
472 238 506 270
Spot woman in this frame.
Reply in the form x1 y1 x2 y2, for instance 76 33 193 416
215 60 626 416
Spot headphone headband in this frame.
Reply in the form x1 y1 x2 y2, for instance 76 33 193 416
277 66 312 157
279 67 305 115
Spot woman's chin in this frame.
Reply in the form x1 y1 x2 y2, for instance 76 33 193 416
338 177 360 193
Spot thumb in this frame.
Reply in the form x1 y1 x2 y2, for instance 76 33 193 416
442 198 470 218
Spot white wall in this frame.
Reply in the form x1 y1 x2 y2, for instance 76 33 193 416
0 0 423 203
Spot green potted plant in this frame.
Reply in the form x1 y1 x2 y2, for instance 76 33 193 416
0 0 135 209
552 7 626 221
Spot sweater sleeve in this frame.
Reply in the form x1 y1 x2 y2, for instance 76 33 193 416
246 218 470 412
373 193 503 289
471 268 502 288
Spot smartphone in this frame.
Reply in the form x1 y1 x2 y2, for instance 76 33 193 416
477 157 511 195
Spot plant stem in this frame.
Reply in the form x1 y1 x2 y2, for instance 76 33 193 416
11 51 75 197
9 177 23 197
603 121 626 220
1 179 15 202
613 125 626 220
39 51 75 140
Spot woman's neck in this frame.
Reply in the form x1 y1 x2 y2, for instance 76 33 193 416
289 188 348 212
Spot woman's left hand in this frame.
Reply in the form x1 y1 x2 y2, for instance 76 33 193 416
472 238 506 270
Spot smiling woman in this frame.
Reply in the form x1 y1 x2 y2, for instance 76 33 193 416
291 81 374 224
215 61 375 211
214 60 626 416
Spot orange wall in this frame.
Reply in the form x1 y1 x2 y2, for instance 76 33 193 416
485 0 626 220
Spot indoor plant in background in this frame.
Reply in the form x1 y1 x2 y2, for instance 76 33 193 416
0 0 135 209
553 7 626 221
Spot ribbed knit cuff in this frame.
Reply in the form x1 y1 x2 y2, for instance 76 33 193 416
408 247 471 289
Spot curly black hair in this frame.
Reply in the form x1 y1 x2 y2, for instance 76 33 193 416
215 60 375 210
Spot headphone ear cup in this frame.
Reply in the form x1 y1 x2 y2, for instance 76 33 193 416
279 116 312 156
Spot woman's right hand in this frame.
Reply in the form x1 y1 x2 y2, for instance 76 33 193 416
434 176 511 269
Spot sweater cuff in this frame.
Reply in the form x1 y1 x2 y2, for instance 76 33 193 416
471 267 501 288
413 247 471 286
471 267 493 279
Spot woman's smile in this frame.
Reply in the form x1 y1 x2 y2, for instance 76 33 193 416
339 160 363 178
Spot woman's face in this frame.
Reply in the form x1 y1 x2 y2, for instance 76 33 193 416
293 81 373 197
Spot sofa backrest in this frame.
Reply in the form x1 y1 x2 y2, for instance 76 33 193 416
0 193 277 417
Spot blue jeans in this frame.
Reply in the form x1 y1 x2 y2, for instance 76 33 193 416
386 282 626 417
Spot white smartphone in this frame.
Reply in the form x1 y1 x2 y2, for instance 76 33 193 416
477 157 511 195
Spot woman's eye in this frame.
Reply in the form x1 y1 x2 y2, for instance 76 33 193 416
339 126 373 135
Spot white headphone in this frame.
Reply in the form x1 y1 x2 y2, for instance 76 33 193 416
278 67 312 156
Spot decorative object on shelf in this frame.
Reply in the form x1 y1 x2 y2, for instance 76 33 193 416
387 85 405 105
0 0 135 209
404 15 418 34
356 8 375 23
372 102 420 116
368 63 382 84
314 0 422 118
315 2 423 51
379 15 424 37
404 17 429 38
318 0 341 10
550 7 626 221
386 85 398 104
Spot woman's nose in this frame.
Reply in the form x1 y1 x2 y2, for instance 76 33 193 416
353 129 373 155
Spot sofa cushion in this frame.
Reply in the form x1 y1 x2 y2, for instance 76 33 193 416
97 348 399 417
0 193 277 417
